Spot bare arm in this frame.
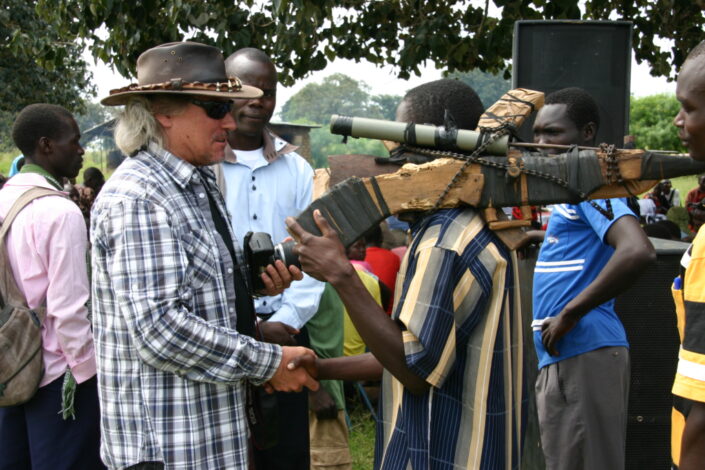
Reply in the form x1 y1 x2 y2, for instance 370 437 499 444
542 215 656 355
317 352 384 382
680 401 705 470
287 352 384 382
287 211 430 395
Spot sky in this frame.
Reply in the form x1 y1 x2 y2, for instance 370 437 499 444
88 51 676 119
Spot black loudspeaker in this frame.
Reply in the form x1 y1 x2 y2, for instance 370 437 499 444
615 237 686 470
518 237 686 470
512 20 632 147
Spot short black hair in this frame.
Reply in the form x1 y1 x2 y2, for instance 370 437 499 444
12 104 74 157
401 79 484 130
83 167 104 185
544 87 600 133
643 223 673 240
644 220 681 240
226 48 273 67
686 40 705 62
363 224 384 246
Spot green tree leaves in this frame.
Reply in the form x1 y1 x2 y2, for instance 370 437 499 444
33 0 705 88
280 73 400 124
279 74 398 167
0 0 95 150
629 94 684 152
446 69 511 109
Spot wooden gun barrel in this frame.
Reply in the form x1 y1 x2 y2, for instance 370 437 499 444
293 150 705 249
291 87 703 248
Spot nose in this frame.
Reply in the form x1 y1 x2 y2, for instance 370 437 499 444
222 111 236 131
78 144 85 155
674 109 685 128
533 133 547 145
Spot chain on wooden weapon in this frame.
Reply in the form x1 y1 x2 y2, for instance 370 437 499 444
290 89 705 249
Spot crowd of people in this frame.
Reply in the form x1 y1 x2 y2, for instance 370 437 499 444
1 37 705 470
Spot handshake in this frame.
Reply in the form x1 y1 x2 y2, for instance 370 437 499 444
264 346 319 394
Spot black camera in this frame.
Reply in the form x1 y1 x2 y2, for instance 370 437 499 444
243 232 300 292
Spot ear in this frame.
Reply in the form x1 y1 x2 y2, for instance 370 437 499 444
154 113 173 129
582 122 597 144
37 136 52 155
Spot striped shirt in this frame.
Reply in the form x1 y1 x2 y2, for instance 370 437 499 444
376 208 524 470
90 143 282 469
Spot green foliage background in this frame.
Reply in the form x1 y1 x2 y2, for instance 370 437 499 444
281 71 511 168
35 0 705 88
629 94 685 152
1 0 96 151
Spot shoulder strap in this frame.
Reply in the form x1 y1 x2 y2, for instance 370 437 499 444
0 187 65 311
0 187 62 240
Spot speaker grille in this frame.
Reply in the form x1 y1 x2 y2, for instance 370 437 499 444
519 238 686 469
512 20 632 147
616 244 683 470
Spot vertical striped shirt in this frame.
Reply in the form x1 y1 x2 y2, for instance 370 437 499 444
376 208 524 469
90 143 282 469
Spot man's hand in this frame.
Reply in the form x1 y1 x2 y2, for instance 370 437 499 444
541 314 579 356
259 321 299 346
285 210 354 285
309 387 338 420
258 259 303 297
266 346 319 393
286 352 319 379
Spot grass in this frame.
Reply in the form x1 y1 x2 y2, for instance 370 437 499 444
347 401 377 469
671 174 699 201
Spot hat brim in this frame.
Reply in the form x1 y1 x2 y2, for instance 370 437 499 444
100 84 263 106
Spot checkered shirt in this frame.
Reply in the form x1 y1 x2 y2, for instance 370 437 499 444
90 143 282 469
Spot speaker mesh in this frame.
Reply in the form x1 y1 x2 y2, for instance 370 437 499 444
512 20 632 147
519 238 686 469
616 245 683 470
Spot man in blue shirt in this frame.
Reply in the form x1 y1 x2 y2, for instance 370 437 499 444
531 87 656 470
213 47 324 470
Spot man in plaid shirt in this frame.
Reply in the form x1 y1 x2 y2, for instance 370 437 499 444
91 42 318 470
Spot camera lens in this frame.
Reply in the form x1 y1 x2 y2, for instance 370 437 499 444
274 240 301 269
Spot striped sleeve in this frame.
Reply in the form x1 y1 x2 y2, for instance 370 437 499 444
397 242 459 387
674 232 705 403
397 213 501 389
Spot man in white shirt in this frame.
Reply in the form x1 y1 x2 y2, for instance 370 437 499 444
214 47 324 470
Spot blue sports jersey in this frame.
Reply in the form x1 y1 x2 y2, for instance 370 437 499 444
532 199 634 369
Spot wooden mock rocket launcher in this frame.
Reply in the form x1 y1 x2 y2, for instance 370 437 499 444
291 89 705 249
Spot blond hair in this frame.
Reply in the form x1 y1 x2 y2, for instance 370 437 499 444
113 95 188 156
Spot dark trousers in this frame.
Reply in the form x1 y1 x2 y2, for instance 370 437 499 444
0 375 105 470
253 327 310 470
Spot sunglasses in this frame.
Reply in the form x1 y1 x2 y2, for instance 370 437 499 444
191 99 233 120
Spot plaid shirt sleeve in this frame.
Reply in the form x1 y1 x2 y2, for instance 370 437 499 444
94 197 281 384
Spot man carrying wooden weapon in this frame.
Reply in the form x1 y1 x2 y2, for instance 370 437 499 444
287 79 525 470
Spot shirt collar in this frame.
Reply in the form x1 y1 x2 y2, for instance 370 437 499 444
145 142 200 189
4 172 64 192
223 128 298 164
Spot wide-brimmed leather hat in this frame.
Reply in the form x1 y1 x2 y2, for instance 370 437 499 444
101 41 262 106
